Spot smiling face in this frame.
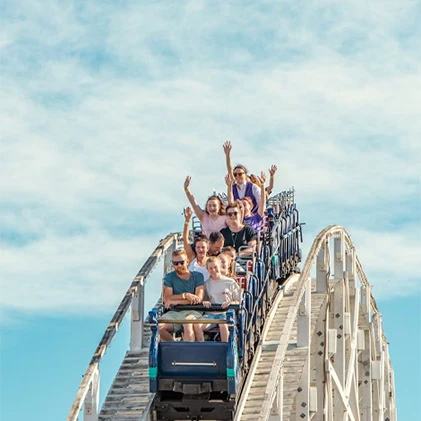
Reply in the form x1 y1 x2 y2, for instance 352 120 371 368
206 259 221 280
195 240 208 258
226 205 241 227
206 198 220 215
233 165 247 185
218 253 231 276
172 251 189 275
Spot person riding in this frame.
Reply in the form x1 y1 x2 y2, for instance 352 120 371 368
208 231 225 256
159 249 204 341
226 172 267 231
218 252 235 278
183 206 210 280
193 257 242 342
184 175 227 237
219 202 258 255
223 141 261 213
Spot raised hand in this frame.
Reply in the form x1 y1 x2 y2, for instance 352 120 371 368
223 141 232 156
260 171 267 184
184 176 191 191
225 173 234 186
184 206 193 221
268 165 278 177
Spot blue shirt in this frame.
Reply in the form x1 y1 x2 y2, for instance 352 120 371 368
163 271 204 295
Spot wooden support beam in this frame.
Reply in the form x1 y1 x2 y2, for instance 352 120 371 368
83 367 99 421
130 278 144 351
333 279 345 419
316 242 328 293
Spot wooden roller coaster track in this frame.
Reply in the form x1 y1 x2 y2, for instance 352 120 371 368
68 225 396 421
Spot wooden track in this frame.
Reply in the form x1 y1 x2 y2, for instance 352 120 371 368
236 275 326 420
99 326 153 421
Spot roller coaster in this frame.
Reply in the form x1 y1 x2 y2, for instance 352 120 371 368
67 187 397 420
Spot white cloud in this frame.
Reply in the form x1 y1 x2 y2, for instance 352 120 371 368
1 0 420 317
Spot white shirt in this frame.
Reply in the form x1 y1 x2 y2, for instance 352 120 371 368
235 182 261 206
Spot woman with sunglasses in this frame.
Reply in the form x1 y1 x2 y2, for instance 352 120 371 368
184 176 227 237
226 172 267 231
183 207 210 280
219 202 258 255
223 141 262 213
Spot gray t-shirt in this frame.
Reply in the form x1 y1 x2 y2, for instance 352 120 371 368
163 270 204 295
205 277 242 304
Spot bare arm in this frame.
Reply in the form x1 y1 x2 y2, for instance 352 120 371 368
267 165 277 196
225 173 235 204
194 285 205 302
223 141 234 176
184 176 205 220
257 172 267 217
182 207 196 263
162 286 191 308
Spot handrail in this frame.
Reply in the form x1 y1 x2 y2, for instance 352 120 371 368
259 225 383 419
67 232 179 421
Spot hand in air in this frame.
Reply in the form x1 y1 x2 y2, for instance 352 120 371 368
260 171 267 184
184 176 191 190
268 165 278 176
184 206 193 221
223 141 232 155
225 173 234 186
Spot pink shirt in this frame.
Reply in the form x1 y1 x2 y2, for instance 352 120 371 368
200 213 227 237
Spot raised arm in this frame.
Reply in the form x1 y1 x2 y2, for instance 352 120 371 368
267 165 277 196
223 141 234 176
257 172 267 217
225 173 235 204
184 176 205 220
182 207 196 263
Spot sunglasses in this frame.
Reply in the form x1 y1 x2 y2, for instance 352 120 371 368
172 260 186 266
233 172 245 177
227 211 239 217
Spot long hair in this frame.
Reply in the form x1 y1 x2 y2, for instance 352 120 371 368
205 195 226 216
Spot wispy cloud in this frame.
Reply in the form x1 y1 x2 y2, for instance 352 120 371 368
1 0 420 318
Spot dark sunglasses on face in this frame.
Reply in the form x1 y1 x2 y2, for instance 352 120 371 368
227 211 238 217
233 172 245 176
172 260 186 266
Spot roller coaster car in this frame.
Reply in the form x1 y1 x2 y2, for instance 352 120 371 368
148 306 242 420
147 192 303 420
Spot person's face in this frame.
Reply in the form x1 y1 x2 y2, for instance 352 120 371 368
172 255 188 274
233 168 246 184
209 240 224 256
241 199 252 215
195 240 208 257
207 261 221 279
218 255 229 275
226 207 241 225
206 199 220 215
223 250 236 261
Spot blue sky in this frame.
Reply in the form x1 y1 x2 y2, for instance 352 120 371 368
1 1 420 420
